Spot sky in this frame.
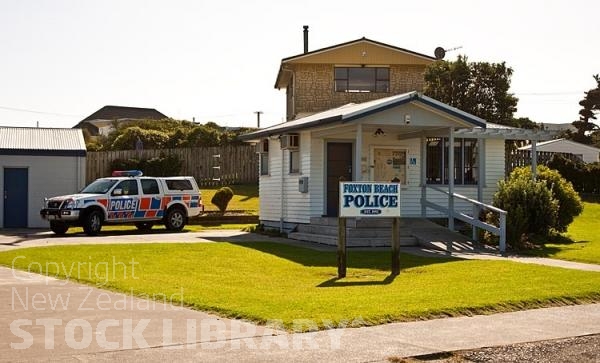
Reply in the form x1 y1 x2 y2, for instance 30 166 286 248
0 0 598 130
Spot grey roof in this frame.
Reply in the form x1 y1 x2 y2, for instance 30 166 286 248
518 138 600 152
240 91 487 141
281 37 436 64
0 127 86 156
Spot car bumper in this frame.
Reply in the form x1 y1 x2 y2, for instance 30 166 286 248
40 209 81 222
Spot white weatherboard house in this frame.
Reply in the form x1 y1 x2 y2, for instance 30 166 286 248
241 92 555 246
240 32 555 247
518 138 600 164
0 127 86 228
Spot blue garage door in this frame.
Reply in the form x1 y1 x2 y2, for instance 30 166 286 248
3 168 28 228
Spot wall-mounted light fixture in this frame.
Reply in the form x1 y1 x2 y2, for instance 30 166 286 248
373 128 385 137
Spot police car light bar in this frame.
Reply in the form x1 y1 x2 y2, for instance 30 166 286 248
111 170 144 177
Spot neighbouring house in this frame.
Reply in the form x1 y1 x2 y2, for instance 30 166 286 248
240 30 556 247
0 127 86 228
539 122 576 133
74 105 168 137
518 138 600 163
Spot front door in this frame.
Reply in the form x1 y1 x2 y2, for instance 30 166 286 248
3 168 28 228
326 142 353 216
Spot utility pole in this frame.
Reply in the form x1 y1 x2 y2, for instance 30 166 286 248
254 111 263 128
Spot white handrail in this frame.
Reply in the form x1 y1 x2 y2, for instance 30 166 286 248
424 186 507 253
427 186 507 215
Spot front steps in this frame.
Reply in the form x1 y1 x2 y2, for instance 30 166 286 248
288 217 444 247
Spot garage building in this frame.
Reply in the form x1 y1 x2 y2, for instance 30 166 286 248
0 127 86 228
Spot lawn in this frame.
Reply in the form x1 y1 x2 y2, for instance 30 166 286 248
200 184 258 214
531 201 600 265
2 242 599 329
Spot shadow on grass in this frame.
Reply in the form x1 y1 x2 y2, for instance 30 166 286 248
317 274 397 287
521 233 589 258
229 241 459 272
581 194 600 203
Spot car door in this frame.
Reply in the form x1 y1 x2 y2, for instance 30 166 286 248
107 179 140 221
138 178 163 219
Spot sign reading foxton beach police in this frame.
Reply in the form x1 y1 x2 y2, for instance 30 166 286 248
339 182 401 218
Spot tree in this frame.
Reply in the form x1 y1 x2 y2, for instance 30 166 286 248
110 126 170 150
424 55 519 125
572 74 600 144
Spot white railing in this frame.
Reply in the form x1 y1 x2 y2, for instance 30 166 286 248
422 186 507 253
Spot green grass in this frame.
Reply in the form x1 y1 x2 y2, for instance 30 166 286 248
529 202 600 264
2 242 599 329
200 184 258 213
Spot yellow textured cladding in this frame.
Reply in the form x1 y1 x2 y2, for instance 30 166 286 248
285 41 433 65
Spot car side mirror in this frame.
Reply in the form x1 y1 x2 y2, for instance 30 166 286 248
112 188 123 196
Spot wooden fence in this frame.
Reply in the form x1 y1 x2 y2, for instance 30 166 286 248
86 145 258 186
506 149 581 176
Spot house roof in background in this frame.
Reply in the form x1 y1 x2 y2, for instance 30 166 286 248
0 127 86 156
518 138 600 152
540 123 577 132
75 105 167 128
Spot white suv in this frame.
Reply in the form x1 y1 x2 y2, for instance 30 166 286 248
40 171 203 235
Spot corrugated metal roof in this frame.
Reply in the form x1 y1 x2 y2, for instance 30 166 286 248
0 127 86 151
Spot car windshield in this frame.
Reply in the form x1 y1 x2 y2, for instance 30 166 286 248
80 179 118 194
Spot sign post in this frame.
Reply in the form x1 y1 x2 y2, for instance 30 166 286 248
391 217 400 275
338 182 401 278
337 217 347 278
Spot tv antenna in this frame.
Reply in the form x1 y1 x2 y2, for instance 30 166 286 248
434 45 463 60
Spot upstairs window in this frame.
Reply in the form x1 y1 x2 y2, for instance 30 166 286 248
334 67 389 93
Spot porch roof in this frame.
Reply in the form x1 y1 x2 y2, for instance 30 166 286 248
240 92 488 141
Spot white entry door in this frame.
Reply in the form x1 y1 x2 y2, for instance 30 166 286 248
373 148 407 184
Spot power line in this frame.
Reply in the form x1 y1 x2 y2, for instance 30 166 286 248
0 105 82 118
515 91 583 96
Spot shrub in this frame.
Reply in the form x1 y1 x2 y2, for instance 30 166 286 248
493 174 558 248
111 127 170 150
509 165 583 232
546 154 600 194
139 154 183 177
211 187 234 214
109 154 182 177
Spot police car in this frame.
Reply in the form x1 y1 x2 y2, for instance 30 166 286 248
40 170 203 235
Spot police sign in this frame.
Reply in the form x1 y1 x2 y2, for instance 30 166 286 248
339 182 401 218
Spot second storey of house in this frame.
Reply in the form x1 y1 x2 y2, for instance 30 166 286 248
275 37 436 121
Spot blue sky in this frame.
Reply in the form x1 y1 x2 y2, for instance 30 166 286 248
0 0 598 129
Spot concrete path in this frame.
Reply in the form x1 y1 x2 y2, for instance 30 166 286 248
1 265 599 362
403 246 600 272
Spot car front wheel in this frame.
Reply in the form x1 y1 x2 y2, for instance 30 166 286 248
50 221 69 235
83 210 103 236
